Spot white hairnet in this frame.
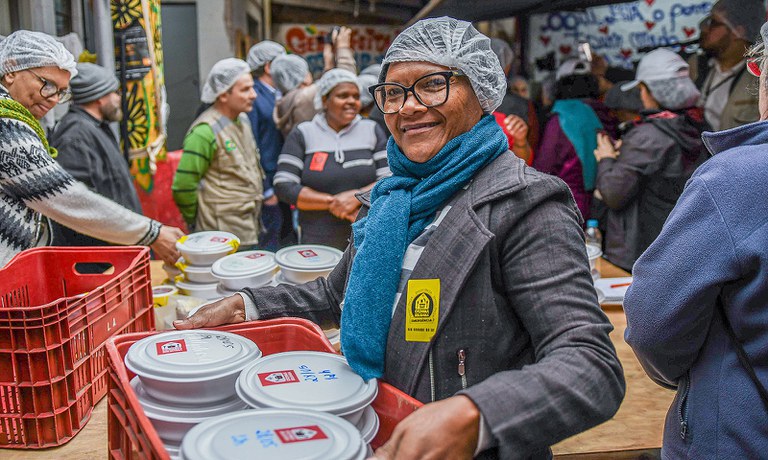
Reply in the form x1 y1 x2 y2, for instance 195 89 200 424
380 17 506 113
357 74 378 107
0 30 77 78
200 58 250 103
490 38 514 72
645 78 701 111
713 0 765 43
314 68 359 110
360 63 382 77
246 40 286 71
271 54 309 94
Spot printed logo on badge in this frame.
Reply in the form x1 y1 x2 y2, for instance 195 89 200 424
405 279 440 342
156 339 187 355
298 249 318 258
258 370 300 386
309 152 329 171
275 425 329 443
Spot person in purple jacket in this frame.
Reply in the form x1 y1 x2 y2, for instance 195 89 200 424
533 58 616 223
624 22 768 458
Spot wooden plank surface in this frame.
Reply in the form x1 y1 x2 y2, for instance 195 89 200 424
3 259 672 459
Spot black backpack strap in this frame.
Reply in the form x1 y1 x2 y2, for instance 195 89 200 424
717 295 768 410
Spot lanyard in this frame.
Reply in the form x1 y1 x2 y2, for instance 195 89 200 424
702 63 746 102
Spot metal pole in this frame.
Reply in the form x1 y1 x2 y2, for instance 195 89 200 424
118 28 130 165
263 0 272 40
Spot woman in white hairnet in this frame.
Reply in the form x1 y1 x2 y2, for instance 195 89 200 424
0 30 183 267
176 17 623 459
273 68 389 250
171 58 265 248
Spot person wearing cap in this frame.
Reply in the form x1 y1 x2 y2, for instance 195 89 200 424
171 58 265 248
48 63 143 255
273 68 389 250
360 63 391 137
623 21 768 457
0 30 183 267
592 49 706 273
245 40 291 252
690 0 764 130
177 17 623 460
272 27 357 138
533 58 617 223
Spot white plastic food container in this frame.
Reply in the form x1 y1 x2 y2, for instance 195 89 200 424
586 244 602 279
131 377 249 444
272 271 296 286
235 351 377 426
152 286 179 331
178 261 218 284
216 283 241 297
125 330 261 405
179 409 367 460
164 442 181 460
211 250 278 291
274 245 343 284
175 279 221 300
355 405 379 445
176 231 240 266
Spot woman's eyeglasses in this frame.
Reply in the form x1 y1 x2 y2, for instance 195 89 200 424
369 70 465 114
26 69 72 103
699 16 729 31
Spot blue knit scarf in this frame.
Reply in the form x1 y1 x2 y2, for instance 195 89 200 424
340 114 508 381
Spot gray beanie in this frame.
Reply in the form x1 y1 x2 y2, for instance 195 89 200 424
762 21 768 46
70 63 119 104
713 0 765 43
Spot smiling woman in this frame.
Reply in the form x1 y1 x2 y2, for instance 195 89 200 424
274 68 390 250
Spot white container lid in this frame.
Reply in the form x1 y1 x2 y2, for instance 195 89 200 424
153 285 178 298
355 406 379 444
181 263 214 275
236 351 377 417
176 231 240 255
274 245 342 270
125 330 261 381
175 279 220 291
180 409 366 460
130 376 248 422
211 251 277 279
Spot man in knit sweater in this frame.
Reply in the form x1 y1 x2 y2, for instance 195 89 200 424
0 30 183 267
171 58 265 248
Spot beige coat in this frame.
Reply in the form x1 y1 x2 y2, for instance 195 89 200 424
689 56 759 130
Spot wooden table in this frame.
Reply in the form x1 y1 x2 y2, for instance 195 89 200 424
4 259 673 459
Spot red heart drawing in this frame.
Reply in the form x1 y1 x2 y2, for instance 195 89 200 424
645 21 655 31
683 26 696 37
540 35 551 46
559 45 572 55
599 25 609 35
620 48 633 59
645 0 654 5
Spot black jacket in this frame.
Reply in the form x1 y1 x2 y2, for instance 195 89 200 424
49 106 143 247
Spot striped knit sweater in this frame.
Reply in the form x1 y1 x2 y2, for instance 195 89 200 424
0 85 160 266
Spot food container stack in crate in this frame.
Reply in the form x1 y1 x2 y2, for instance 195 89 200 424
0 246 153 449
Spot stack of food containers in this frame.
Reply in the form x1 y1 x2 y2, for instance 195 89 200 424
175 231 240 299
211 250 279 297
274 245 343 284
234 351 379 452
180 408 368 460
124 330 261 458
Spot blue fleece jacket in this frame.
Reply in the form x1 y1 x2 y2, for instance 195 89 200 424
247 79 283 195
624 119 768 459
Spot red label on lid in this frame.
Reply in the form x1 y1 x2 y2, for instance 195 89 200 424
210 236 230 243
258 369 300 386
298 250 318 258
156 339 187 355
245 253 266 259
275 425 328 443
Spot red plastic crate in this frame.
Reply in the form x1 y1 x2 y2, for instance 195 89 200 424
0 246 154 448
106 319 423 459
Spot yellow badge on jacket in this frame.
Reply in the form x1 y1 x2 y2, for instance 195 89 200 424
405 279 440 342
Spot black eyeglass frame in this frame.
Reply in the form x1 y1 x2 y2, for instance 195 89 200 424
368 69 465 114
25 68 72 103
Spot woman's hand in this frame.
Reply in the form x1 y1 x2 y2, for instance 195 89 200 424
371 395 481 460
173 294 246 330
150 225 184 265
335 26 352 49
329 189 362 222
504 114 529 146
594 132 621 162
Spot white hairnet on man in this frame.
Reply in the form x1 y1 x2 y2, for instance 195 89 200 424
246 40 286 71
314 68 358 110
379 16 506 113
359 63 382 78
357 73 378 107
0 30 77 77
200 58 250 104
271 54 309 94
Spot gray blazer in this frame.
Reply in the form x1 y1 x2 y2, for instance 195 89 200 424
244 152 625 459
